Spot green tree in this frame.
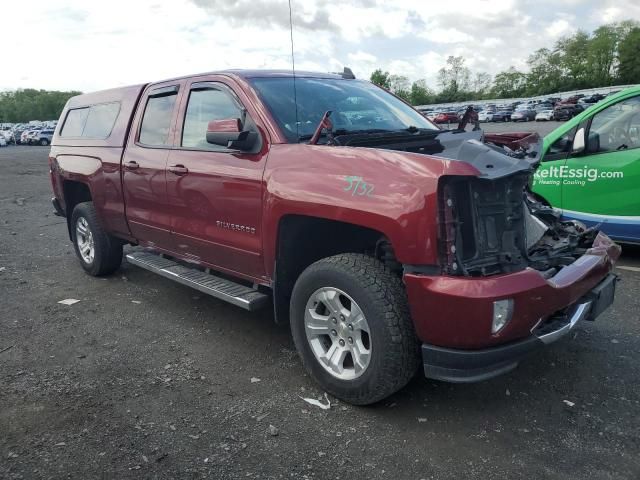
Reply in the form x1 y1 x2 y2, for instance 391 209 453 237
471 72 492 97
0 89 81 123
491 67 527 98
388 74 411 101
409 79 434 105
370 69 391 89
618 27 640 84
437 56 471 101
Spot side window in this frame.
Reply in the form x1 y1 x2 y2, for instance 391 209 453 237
139 91 178 146
182 87 242 150
588 95 640 154
83 102 120 138
60 108 89 137
547 127 576 156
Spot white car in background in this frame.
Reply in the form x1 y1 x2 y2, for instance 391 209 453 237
478 110 494 122
535 109 555 121
0 136 7 147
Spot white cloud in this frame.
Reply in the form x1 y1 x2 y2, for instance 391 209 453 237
545 19 573 38
1 0 639 93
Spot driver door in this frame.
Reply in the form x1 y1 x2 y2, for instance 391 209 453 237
562 94 640 239
165 76 269 281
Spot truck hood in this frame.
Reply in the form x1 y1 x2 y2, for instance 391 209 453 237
329 128 542 180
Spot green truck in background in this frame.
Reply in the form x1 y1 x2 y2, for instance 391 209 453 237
532 86 640 243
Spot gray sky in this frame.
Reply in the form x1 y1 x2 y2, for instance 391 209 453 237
3 0 640 92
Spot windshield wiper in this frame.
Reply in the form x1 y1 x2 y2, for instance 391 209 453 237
298 124 434 143
299 127 393 142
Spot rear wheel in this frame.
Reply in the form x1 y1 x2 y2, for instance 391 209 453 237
71 202 123 276
39 138 49 146
290 253 420 405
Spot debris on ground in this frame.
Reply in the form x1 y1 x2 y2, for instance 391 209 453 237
268 424 279 436
563 400 575 407
250 377 261 383
300 393 331 410
58 298 80 305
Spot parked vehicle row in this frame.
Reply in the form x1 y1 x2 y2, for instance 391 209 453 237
421 90 622 124
1 123 57 145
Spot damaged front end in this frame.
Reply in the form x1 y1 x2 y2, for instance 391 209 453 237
435 130 620 277
330 125 620 278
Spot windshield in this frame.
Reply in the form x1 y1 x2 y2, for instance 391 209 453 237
249 77 439 142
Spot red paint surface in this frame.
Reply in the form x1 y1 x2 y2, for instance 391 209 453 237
405 233 619 348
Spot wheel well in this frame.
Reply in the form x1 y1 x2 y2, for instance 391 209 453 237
63 180 92 238
272 215 398 325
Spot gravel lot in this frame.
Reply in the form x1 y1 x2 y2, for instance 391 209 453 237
1 135 639 479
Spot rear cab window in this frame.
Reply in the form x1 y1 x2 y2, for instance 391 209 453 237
60 102 120 138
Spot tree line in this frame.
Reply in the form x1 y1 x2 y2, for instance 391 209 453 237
370 21 640 105
0 89 81 123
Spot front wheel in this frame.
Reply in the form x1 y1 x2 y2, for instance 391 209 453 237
71 202 123 276
290 254 420 405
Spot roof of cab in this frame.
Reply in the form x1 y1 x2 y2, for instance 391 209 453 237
148 69 348 85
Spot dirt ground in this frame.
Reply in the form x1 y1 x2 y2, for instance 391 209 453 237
1 143 639 480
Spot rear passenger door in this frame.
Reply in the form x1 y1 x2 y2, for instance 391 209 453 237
122 81 183 250
165 76 268 281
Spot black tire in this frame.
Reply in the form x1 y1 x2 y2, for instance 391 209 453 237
290 253 420 405
39 138 49 146
71 202 123 276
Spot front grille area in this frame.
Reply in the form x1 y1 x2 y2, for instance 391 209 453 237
438 173 531 276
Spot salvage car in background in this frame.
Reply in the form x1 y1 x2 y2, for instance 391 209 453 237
33 129 54 146
433 111 459 124
478 110 494 122
489 109 512 122
511 108 536 122
554 104 585 121
535 109 555 121
533 86 640 243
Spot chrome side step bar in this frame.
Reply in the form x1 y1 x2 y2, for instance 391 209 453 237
125 251 269 311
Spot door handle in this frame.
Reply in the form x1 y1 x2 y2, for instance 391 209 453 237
124 160 139 170
168 164 189 175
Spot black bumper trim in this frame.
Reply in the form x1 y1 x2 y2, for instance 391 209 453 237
422 336 542 383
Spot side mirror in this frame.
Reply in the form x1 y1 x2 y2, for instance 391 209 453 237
206 118 258 151
572 127 585 154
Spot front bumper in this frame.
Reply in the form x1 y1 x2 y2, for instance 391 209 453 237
421 273 617 382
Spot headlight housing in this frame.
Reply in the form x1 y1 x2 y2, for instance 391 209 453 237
492 299 514 334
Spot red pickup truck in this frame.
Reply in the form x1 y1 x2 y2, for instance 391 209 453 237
49 69 620 404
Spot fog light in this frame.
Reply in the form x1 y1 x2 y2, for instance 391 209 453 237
492 299 514 334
